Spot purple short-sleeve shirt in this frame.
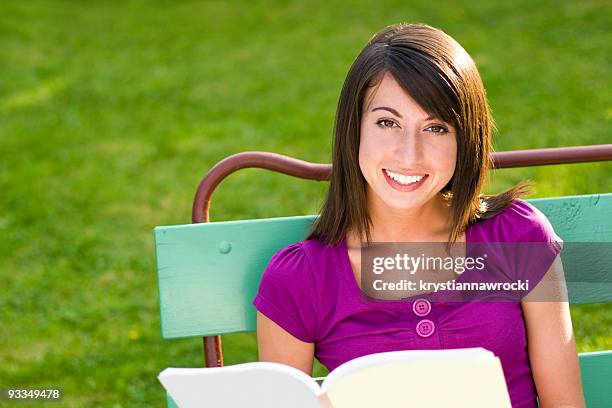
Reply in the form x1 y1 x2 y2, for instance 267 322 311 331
253 199 563 408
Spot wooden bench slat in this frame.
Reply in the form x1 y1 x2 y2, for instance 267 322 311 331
155 215 317 339
577 350 612 408
529 193 612 242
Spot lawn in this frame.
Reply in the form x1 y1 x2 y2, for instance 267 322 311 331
0 1 610 406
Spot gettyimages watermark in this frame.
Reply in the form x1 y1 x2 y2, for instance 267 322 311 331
359 242 612 303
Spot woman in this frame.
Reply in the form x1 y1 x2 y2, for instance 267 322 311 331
252 23 584 407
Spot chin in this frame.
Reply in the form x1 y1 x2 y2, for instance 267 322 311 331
380 195 430 211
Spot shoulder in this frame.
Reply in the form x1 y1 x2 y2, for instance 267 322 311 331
262 237 336 286
260 242 312 290
476 198 563 243
254 239 331 342
266 238 333 270
265 241 309 276
263 237 343 292
473 199 564 299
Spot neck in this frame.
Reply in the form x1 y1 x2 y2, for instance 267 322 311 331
363 193 453 243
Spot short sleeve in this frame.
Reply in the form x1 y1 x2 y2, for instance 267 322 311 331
252 242 318 343
503 199 564 299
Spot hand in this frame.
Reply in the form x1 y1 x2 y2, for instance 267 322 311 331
317 393 335 408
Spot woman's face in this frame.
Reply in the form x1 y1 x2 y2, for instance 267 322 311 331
359 72 457 213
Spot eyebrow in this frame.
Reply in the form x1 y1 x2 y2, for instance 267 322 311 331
371 106 435 121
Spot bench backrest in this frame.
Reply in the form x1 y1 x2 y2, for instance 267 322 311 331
154 193 612 339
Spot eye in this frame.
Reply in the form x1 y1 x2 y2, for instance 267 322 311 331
376 119 398 129
426 125 449 134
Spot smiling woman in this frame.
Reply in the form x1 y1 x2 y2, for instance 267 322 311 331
308 23 530 247
254 23 585 408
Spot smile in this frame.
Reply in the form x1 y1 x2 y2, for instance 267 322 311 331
384 169 425 185
383 169 429 192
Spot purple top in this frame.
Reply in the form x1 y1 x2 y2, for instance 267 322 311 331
253 199 563 408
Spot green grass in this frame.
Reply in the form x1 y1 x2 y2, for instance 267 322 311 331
0 0 610 406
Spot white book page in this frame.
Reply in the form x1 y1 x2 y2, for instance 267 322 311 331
321 347 492 392
158 362 322 408
319 348 511 408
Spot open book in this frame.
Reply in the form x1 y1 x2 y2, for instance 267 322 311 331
158 347 512 408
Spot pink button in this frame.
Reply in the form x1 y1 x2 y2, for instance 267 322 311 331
416 319 435 338
412 298 431 317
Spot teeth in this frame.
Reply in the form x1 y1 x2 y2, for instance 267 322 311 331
384 169 424 185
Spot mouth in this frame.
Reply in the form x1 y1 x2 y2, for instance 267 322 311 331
382 168 429 192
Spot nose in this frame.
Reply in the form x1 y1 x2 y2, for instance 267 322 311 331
394 128 424 166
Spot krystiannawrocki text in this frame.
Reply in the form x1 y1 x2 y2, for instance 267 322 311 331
372 279 530 292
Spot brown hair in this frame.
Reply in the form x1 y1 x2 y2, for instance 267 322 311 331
307 22 530 246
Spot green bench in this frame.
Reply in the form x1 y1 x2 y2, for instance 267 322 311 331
154 145 612 407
